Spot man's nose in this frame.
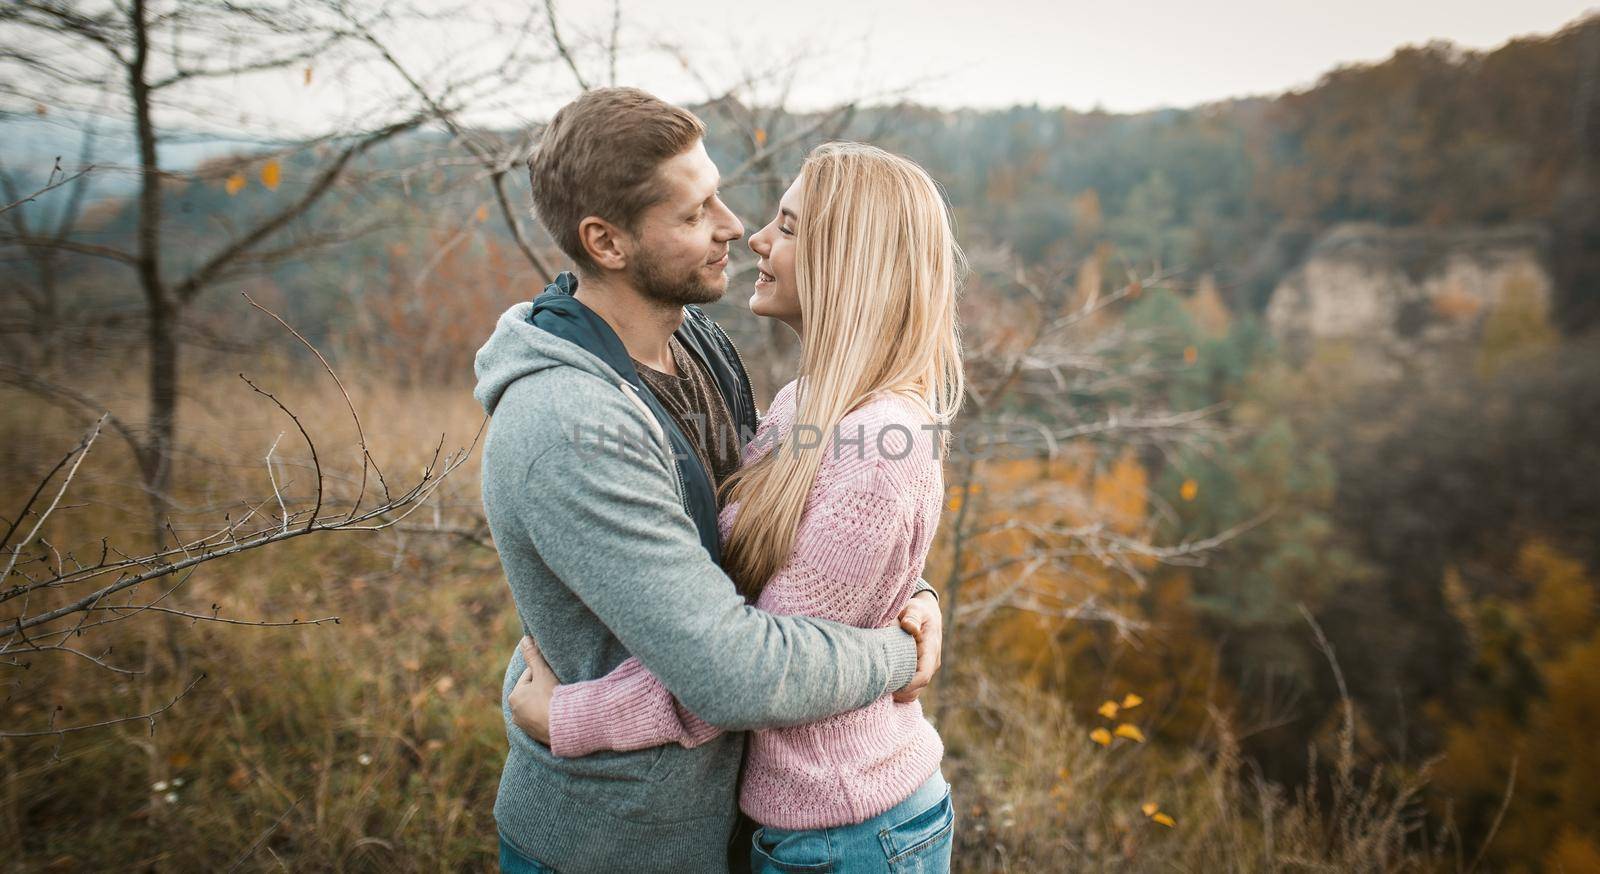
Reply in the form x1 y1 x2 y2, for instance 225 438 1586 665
713 200 743 242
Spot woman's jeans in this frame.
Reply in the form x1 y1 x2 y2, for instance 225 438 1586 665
750 770 954 873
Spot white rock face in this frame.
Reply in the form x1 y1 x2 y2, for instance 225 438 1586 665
1267 223 1553 357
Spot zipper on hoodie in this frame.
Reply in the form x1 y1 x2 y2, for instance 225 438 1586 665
670 457 689 513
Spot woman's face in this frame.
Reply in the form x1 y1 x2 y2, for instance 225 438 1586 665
747 175 803 334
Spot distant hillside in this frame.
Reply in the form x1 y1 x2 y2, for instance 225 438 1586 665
4 12 1595 335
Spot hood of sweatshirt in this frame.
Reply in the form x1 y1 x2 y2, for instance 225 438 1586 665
473 273 648 417
473 271 750 561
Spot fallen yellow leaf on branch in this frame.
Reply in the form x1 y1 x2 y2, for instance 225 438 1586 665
1090 728 1112 746
1114 724 1147 743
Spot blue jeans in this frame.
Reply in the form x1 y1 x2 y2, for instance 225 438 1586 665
750 771 954 873
499 834 556 873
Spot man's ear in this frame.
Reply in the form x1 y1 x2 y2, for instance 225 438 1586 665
578 216 630 272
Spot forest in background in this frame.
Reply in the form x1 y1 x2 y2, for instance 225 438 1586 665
3 7 1599 871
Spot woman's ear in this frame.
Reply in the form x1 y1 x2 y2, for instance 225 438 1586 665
578 216 629 272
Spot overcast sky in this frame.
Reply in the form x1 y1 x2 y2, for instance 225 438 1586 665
555 0 1596 112
4 0 1595 146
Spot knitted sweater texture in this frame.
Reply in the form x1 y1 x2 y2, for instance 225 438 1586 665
548 379 947 829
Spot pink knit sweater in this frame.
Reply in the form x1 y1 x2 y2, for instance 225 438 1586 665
546 379 946 829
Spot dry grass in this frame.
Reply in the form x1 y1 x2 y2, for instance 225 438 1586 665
937 673 1439 872
3 368 1441 872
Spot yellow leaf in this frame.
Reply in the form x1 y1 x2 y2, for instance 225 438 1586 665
1183 345 1198 365
1097 700 1120 719
1141 802 1158 817
225 173 246 196
1056 766 1070 781
303 66 313 86
1114 723 1146 743
1121 693 1144 710
1180 479 1198 502
260 158 281 191
754 128 767 146
1089 728 1112 746
1152 812 1175 827
475 204 490 223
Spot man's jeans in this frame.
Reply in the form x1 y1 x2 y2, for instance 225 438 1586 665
499 834 556 873
497 773 953 873
749 770 954 873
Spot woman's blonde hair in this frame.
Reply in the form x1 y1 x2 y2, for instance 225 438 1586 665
720 142 965 600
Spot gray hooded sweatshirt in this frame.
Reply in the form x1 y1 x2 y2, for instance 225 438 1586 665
475 300 919 872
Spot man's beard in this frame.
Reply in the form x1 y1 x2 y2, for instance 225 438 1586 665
630 250 724 307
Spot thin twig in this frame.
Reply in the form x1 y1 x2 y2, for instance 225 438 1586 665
226 796 302 873
240 373 323 530
0 673 204 739
543 0 589 91
1 416 102 583
1465 756 1518 874
242 292 389 514
0 158 93 216
82 604 341 628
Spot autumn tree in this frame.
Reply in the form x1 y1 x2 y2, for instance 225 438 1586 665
0 1 436 551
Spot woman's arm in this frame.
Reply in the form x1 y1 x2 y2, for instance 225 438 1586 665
547 654 723 757
530 460 931 756
522 582 942 756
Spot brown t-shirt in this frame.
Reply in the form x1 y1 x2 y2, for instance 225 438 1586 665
632 336 742 494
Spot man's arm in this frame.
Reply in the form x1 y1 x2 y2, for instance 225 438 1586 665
492 383 918 730
532 461 943 753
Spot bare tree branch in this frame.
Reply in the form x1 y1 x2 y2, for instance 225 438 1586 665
0 673 204 740
0 158 94 217
543 0 590 91
172 116 425 304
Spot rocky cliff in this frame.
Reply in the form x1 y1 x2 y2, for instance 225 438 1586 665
1266 223 1554 378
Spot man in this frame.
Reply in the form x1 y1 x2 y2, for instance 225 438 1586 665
475 87 943 873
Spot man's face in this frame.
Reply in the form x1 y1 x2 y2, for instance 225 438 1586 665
626 140 744 306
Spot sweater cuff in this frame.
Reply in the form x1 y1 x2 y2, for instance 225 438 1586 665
912 578 939 601
548 659 663 758
548 681 617 758
880 627 920 693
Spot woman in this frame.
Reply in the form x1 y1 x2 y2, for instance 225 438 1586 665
515 141 964 873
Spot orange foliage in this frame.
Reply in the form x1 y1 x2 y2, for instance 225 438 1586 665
951 442 1225 741
347 227 545 385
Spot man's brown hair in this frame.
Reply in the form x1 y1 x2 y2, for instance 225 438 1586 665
528 87 706 273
